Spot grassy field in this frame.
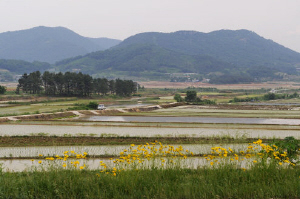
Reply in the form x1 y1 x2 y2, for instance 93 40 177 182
0 166 299 198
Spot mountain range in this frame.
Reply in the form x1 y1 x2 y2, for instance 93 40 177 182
1 26 300 83
117 30 300 69
0 26 121 63
55 29 300 82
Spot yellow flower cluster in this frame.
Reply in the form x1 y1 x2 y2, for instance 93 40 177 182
205 145 255 167
97 161 122 177
252 139 295 166
43 151 88 169
96 141 193 177
205 139 298 168
113 141 192 167
38 139 298 178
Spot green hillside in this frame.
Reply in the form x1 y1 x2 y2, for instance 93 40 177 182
116 30 300 72
55 28 300 82
55 44 239 80
0 59 51 81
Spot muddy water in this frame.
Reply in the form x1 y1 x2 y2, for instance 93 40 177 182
84 116 300 125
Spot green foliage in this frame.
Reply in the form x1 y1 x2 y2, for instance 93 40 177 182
180 90 215 104
230 92 299 103
0 70 13 81
173 93 183 102
262 93 299 100
18 71 136 97
0 167 299 198
199 99 216 105
86 101 98 110
117 30 300 72
185 90 198 102
263 93 276 100
55 44 239 80
115 79 136 97
0 85 6 94
271 136 300 162
288 92 299 98
0 59 50 74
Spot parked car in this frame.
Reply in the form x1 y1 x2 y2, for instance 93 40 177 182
97 104 106 110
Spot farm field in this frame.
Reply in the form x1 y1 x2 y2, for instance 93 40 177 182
0 82 299 198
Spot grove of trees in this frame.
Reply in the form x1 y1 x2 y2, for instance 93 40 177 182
16 71 137 97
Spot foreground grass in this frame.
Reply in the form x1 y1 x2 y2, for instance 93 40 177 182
0 166 299 198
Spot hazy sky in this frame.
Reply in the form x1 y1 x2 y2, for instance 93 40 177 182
1 0 300 52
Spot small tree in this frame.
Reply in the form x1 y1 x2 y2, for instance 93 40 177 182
174 93 183 102
0 85 6 94
185 90 197 102
263 93 276 100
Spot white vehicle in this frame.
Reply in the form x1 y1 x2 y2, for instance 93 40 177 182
97 104 106 110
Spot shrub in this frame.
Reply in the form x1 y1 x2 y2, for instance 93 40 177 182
185 90 197 102
174 93 183 102
86 101 98 110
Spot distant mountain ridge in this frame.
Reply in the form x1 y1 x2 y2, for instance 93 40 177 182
1 28 300 83
115 29 300 69
0 26 121 63
54 29 300 82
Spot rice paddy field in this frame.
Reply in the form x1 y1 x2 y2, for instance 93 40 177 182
0 84 300 198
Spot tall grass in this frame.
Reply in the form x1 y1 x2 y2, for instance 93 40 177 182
0 166 299 198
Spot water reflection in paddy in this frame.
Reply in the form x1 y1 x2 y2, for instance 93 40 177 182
0 124 299 139
1 157 252 172
0 143 250 158
85 116 300 125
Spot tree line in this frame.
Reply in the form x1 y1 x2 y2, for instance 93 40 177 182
16 71 137 97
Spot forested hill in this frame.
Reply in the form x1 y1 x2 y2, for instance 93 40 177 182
55 43 237 78
0 59 51 74
115 29 300 70
55 29 300 81
0 26 121 63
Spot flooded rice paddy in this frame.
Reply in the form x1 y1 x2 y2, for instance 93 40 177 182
84 116 300 125
0 143 250 158
0 157 254 172
0 143 255 172
0 124 299 138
